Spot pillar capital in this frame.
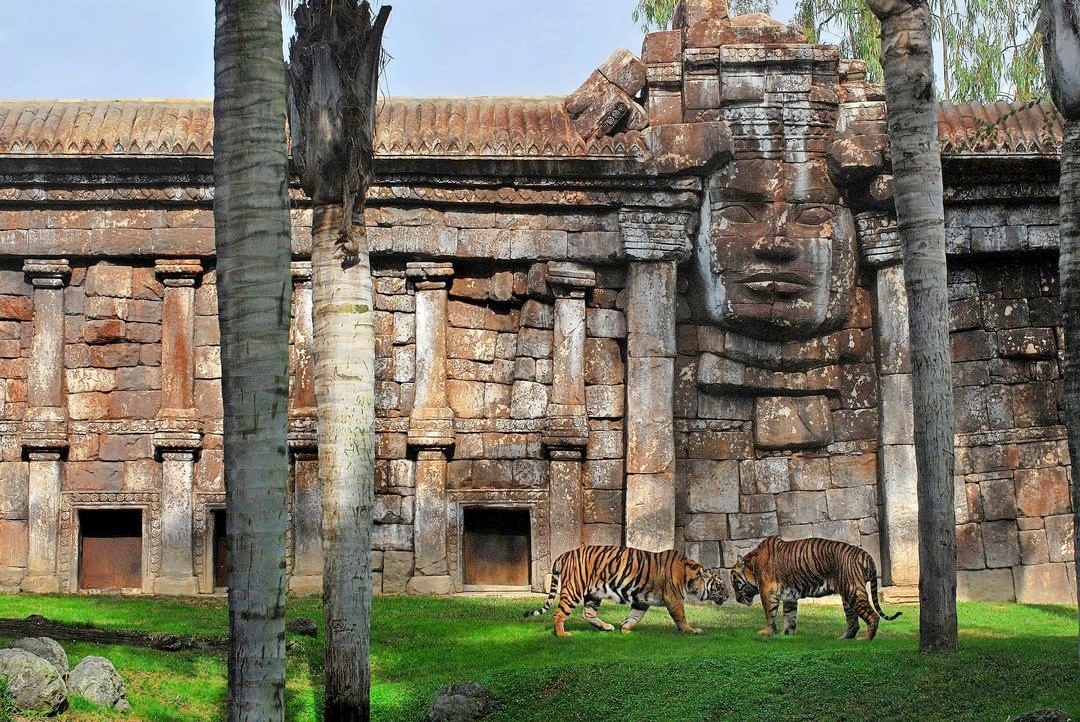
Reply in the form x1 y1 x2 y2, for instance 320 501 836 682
155 258 203 287
287 417 318 454
290 260 313 283
408 412 455 450
541 413 589 454
19 419 68 455
856 211 901 268
619 208 697 261
546 262 595 298
152 428 203 460
406 261 454 291
23 259 71 288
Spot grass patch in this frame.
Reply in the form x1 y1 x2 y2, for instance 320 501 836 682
0 595 1077 721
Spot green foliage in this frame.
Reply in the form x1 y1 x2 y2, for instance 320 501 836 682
0 677 13 722
795 0 882 81
1 594 1078 721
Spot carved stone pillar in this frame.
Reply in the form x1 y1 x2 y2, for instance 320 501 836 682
543 262 595 559
287 261 322 594
152 259 203 594
20 259 71 593
619 210 694 551
153 432 201 594
858 212 919 586
405 262 454 594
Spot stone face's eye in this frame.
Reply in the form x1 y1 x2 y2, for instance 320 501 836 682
719 204 756 223
793 205 832 225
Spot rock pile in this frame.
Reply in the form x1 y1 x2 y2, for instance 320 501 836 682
0 636 131 715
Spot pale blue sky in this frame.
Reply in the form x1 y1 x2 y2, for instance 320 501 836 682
3 0 800 100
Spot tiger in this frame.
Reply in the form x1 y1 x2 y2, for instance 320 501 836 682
730 535 901 640
523 545 729 637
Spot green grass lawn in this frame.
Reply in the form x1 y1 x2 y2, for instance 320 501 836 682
0 594 1077 721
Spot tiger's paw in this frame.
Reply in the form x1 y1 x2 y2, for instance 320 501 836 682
758 627 774 637
687 627 704 635
620 626 634 634
599 623 615 632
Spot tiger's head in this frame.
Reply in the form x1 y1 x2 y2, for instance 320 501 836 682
686 563 729 605
731 553 760 606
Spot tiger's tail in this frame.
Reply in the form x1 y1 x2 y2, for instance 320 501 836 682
865 555 902 621
523 553 565 618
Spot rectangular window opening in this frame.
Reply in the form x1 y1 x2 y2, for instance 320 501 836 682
78 509 143 590
462 507 531 588
212 509 228 589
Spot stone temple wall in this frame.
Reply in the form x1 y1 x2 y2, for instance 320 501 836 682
0 0 1072 601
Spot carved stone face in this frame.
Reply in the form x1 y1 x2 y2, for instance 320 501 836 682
694 157 856 340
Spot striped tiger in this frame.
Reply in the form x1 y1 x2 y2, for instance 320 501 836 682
523 545 728 637
730 536 901 640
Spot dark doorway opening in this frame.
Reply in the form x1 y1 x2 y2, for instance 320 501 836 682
78 509 142 590
212 509 228 589
462 507 530 587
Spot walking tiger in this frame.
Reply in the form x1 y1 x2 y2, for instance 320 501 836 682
524 545 728 637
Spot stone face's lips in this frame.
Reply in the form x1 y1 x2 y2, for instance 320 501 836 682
740 271 810 295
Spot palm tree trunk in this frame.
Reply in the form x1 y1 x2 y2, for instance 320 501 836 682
1061 119 1080 662
1039 0 1080 664
213 0 292 718
867 0 958 653
311 205 376 722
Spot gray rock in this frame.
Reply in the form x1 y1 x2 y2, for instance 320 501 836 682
426 681 497 722
5 637 68 678
0 648 68 714
1013 710 1071 722
68 655 131 712
286 616 319 637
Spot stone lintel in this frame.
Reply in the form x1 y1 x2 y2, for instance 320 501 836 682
19 419 68 454
290 260 313 282
546 262 596 295
405 261 455 287
23 259 71 287
619 208 697 261
155 258 203 286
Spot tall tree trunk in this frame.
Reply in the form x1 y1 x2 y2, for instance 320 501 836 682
866 0 958 653
287 3 390 720
213 0 292 719
1040 0 1080 663
311 206 376 721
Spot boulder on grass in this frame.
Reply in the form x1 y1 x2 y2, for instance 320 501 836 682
1013 711 1071 722
68 656 131 712
426 681 497 722
5 637 68 678
0 647 68 715
286 616 319 637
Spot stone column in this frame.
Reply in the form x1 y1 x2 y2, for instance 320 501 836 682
287 260 322 594
152 259 203 594
858 213 919 586
405 262 455 595
619 210 694 551
543 262 595 559
19 259 71 593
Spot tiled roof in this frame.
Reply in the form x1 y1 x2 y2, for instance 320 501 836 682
0 98 1063 160
938 101 1062 156
0 98 647 160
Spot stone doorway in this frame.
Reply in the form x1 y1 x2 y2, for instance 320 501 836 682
462 507 531 589
78 509 143 591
